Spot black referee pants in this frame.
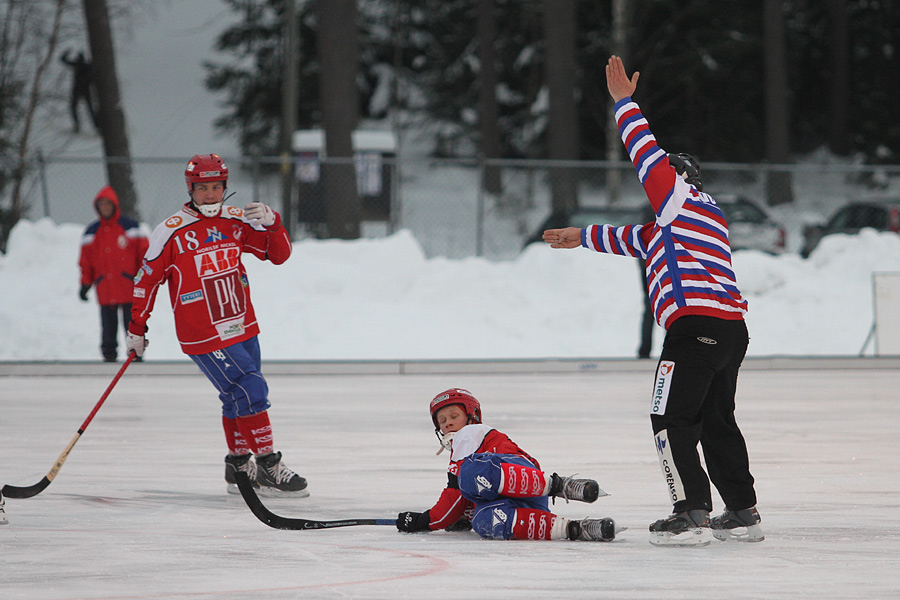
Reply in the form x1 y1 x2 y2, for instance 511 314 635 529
650 315 757 513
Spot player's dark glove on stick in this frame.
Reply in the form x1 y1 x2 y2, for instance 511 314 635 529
396 511 431 533
79 284 91 301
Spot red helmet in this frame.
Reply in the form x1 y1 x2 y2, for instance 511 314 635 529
429 388 482 430
185 153 228 192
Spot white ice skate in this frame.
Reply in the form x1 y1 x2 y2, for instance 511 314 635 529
711 507 765 542
649 509 711 547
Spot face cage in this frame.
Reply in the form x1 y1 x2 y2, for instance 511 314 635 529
195 202 223 217
434 428 451 452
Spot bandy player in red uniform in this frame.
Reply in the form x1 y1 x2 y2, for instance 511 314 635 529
126 153 307 497
396 388 619 542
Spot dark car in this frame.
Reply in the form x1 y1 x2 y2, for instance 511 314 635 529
801 197 900 258
713 194 787 255
523 205 650 248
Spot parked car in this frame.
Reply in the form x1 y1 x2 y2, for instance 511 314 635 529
801 196 900 258
523 205 650 249
524 195 785 254
713 194 787 255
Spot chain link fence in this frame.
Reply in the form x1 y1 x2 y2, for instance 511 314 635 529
9 153 900 260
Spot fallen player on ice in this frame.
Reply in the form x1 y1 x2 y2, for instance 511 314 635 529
396 388 620 542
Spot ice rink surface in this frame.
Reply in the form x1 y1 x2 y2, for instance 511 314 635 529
2 358 899 600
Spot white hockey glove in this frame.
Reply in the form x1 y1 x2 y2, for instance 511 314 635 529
126 332 148 358
243 202 276 227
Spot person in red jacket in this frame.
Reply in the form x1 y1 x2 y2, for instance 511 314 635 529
126 153 308 497
396 388 618 542
78 185 148 362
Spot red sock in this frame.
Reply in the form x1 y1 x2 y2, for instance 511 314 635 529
511 509 558 540
222 416 250 455
499 463 548 498
235 411 275 455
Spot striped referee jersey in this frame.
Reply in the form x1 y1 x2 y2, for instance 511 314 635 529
581 97 748 329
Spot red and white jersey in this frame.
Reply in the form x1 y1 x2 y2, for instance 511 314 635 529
584 97 747 330
426 424 539 531
130 202 291 355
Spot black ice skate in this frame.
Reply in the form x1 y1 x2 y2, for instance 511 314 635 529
567 517 617 541
549 473 607 503
649 509 711 547
711 506 764 542
256 451 309 497
224 453 258 495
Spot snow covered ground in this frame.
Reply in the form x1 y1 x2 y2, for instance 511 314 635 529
2 217 900 362
2 364 898 599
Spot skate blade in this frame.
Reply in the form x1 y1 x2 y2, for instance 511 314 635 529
650 527 712 547
256 486 311 498
227 482 260 495
712 524 764 542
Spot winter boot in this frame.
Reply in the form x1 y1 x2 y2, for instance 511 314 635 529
256 451 309 497
567 517 617 541
649 509 711 547
548 473 605 503
711 506 764 542
224 453 258 495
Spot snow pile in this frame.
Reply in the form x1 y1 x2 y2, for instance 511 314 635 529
2 218 899 361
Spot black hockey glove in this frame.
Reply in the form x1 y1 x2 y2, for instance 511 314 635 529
79 284 91 301
396 510 431 533
444 518 472 532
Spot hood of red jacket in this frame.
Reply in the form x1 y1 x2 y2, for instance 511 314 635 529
93 185 121 221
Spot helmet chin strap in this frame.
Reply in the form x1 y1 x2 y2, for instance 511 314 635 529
435 431 456 456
